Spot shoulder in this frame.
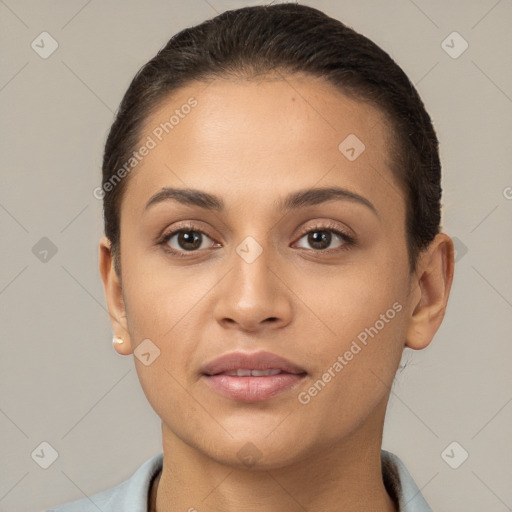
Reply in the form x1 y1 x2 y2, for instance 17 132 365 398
42 453 163 512
381 450 434 512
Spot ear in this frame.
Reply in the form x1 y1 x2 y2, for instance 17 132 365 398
98 236 133 356
405 233 455 350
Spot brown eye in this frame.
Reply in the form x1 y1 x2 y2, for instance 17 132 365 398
294 225 353 252
162 227 217 254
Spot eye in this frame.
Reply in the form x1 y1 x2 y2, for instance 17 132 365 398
293 223 355 252
160 224 219 257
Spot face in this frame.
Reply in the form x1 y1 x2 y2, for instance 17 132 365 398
105 74 420 468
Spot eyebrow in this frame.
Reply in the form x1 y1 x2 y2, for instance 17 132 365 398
144 186 378 216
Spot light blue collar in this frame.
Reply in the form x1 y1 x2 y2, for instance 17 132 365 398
48 450 433 511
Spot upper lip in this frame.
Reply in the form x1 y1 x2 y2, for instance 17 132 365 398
201 350 307 376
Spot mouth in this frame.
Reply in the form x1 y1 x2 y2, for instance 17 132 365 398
200 351 307 402
201 350 307 376
212 368 287 376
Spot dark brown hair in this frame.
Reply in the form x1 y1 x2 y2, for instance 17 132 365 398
101 3 441 274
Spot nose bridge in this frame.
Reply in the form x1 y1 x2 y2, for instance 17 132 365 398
231 233 277 304
212 231 293 330
228 206 277 285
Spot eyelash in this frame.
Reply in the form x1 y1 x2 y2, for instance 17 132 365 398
158 222 356 259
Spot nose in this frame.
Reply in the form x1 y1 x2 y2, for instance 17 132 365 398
212 242 294 333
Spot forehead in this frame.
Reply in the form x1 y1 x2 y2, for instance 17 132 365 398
122 74 403 219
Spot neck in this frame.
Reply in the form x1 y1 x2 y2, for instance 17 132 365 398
151 408 397 512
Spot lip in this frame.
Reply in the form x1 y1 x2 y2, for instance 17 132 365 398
200 350 307 402
201 350 307 376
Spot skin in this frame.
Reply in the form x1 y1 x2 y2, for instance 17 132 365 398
99 73 454 512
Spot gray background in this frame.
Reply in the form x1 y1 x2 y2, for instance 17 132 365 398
1 0 511 511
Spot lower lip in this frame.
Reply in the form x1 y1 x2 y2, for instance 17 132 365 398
202 373 306 401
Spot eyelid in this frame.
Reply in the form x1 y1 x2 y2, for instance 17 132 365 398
293 221 354 244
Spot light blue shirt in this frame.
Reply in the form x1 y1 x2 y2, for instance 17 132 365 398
42 450 433 511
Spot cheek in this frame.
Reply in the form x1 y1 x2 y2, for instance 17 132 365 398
119 229 212 335
121 264 212 424
294 262 407 405
299 258 407 343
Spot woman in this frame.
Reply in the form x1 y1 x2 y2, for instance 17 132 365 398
47 4 454 511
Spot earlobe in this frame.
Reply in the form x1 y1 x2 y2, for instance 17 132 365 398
405 233 455 350
112 335 132 356
98 236 133 355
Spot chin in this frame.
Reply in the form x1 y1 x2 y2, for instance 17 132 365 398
198 428 315 470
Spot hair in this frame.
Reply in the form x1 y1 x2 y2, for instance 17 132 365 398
101 3 442 276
